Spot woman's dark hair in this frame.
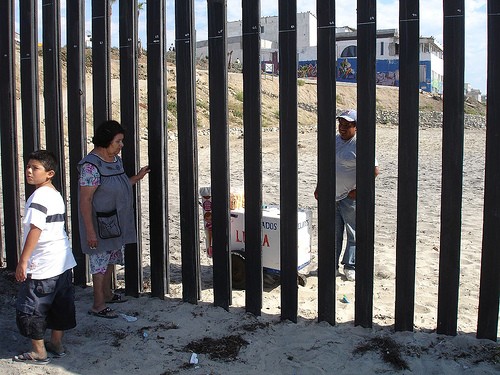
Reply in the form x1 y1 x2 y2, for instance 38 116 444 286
92 120 125 148
28 150 58 173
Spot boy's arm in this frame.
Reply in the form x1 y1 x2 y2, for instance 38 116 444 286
16 224 42 282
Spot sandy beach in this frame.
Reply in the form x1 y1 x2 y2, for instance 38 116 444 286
0 121 498 374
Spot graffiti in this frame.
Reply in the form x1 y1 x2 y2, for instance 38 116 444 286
338 58 356 80
376 70 399 86
297 61 317 78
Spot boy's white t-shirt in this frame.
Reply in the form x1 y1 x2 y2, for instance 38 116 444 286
23 185 77 279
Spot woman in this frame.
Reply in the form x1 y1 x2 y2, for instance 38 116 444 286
78 120 149 318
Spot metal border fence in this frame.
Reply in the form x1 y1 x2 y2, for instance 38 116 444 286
0 0 497 341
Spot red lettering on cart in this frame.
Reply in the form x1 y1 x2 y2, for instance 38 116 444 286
235 230 245 243
262 234 270 247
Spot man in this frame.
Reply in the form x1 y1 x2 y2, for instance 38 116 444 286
316 109 379 281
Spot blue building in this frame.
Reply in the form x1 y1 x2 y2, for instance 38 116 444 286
197 13 444 94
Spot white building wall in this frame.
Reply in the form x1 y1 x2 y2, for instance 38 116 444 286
336 36 397 60
298 46 317 61
226 12 315 51
260 16 279 45
430 53 443 77
296 12 317 48
227 20 242 38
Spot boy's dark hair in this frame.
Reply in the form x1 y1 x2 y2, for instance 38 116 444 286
92 120 125 148
28 150 58 173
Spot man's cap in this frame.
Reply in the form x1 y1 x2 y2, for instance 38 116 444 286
337 109 357 123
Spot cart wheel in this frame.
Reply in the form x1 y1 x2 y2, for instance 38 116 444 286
297 273 307 287
231 252 246 290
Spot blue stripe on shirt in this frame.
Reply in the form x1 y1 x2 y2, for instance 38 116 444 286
29 202 47 214
46 213 65 223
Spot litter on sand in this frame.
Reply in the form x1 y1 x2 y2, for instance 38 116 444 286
190 353 199 364
119 313 138 322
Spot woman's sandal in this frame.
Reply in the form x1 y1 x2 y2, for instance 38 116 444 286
87 307 118 319
107 293 128 304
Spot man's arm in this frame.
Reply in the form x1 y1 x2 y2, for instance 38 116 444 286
347 166 379 199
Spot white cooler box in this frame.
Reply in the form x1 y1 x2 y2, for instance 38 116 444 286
230 206 312 274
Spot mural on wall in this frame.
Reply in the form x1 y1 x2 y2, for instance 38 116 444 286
292 57 438 94
418 61 442 94
375 60 400 87
338 58 356 81
297 60 317 78
335 58 402 88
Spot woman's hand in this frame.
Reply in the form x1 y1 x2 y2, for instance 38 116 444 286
137 165 150 179
130 165 151 185
86 231 98 250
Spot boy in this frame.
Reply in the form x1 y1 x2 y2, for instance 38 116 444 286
13 150 77 365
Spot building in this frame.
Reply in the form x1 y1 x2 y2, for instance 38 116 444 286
320 29 444 94
464 82 483 103
196 12 444 94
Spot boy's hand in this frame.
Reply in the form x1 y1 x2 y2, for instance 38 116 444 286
16 225 41 282
15 260 28 282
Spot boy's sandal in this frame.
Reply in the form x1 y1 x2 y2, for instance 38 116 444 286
107 293 128 303
88 307 118 319
13 352 50 365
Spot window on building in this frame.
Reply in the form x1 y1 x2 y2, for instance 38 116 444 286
389 43 395 56
340 45 357 57
380 41 384 56
388 42 400 56
419 64 427 82
261 26 264 33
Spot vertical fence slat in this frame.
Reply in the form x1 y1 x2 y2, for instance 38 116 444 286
119 0 142 297
208 0 231 310
91 0 111 126
437 0 465 336
242 0 263 315
147 0 169 298
0 0 21 271
316 0 337 325
67 0 87 285
355 0 377 328
42 0 66 198
20 0 40 200
395 0 420 332
175 0 200 304
278 0 298 323
477 2 500 342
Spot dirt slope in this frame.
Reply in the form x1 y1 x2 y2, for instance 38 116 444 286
14 47 486 129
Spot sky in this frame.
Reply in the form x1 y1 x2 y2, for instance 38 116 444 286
16 0 487 93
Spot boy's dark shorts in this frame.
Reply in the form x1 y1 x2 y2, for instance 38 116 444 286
16 269 76 340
